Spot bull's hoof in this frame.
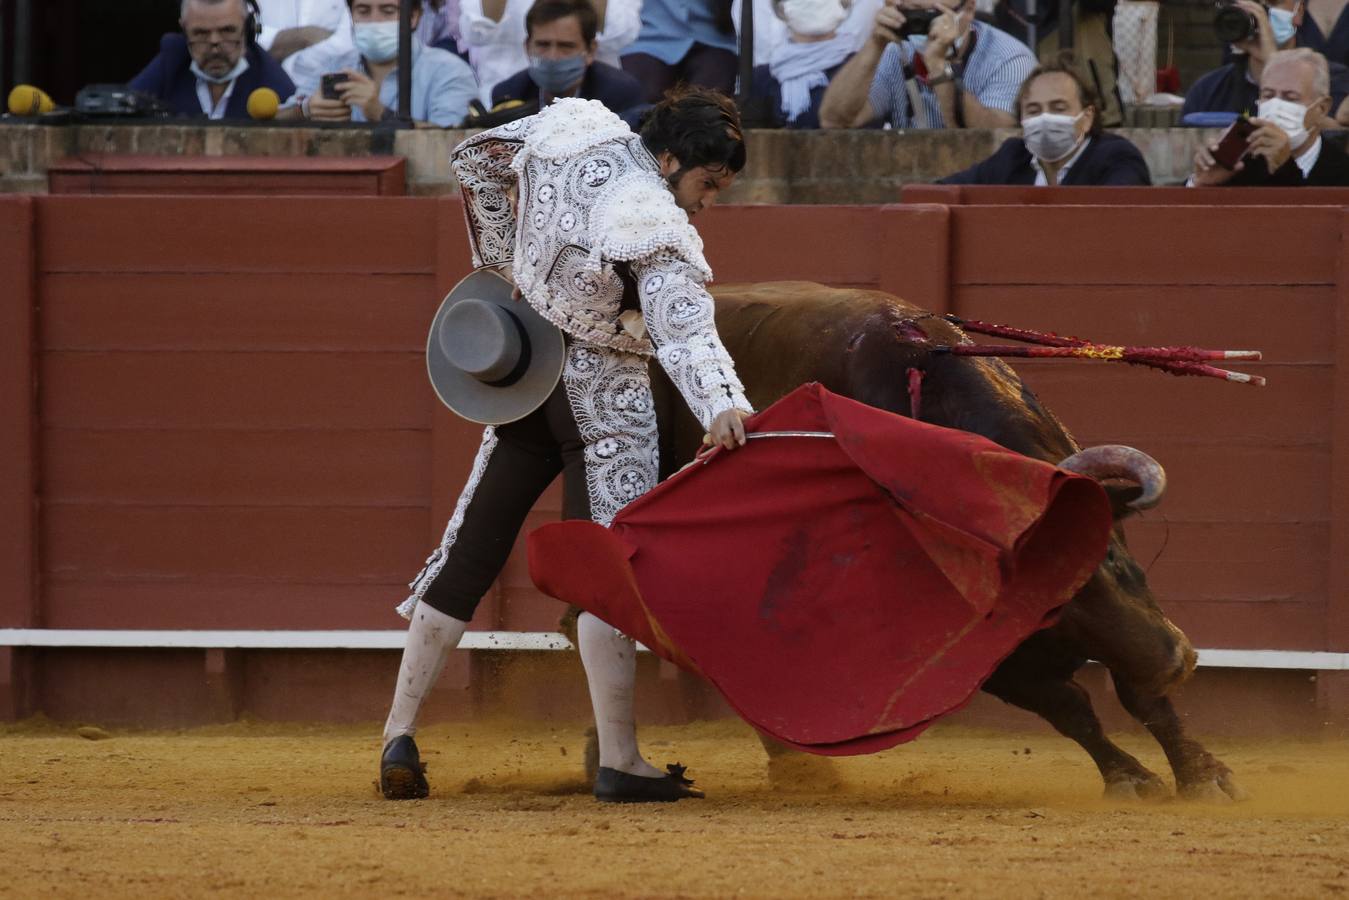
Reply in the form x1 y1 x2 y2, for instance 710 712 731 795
766 753 842 793
1179 772 1249 803
1103 773 1170 802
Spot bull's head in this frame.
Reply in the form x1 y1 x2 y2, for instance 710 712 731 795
1058 445 1166 520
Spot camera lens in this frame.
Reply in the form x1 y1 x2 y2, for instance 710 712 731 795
1213 4 1257 43
898 8 939 36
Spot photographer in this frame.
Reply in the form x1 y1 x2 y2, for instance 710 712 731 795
940 57 1151 184
818 0 1035 128
1182 0 1349 127
1190 48 1349 185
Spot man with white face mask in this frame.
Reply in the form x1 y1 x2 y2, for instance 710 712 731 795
1182 0 1349 126
283 0 478 125
130 0 298 119
746 0 865 127
941 57 1151 185
1192 47 1349 185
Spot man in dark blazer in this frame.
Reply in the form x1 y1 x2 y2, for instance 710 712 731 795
130 0 295 119
941 56 1151 185
491 0 646 122
1191 48 1349 186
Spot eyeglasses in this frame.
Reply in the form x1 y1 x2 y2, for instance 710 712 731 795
186 26 244 47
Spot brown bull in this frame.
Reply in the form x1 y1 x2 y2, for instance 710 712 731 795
641 281 1246 801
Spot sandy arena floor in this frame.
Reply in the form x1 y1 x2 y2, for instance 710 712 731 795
1 717 1347 898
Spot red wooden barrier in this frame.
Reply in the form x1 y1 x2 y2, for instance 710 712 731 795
902 183 1349 205
48 155 407 196
1 194 1345 725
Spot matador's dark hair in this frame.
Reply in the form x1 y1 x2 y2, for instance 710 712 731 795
639 86 747 176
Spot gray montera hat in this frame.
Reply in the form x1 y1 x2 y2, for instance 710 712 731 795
426 270 565 425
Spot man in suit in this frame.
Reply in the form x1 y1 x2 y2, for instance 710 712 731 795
490 0 647 121
1191 47 1349 186
130 0 296 119
940 56 1151 185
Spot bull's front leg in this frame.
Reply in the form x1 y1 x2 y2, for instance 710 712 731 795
1111 678 1248 802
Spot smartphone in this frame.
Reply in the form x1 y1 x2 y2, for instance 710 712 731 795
320 73 348 101
1211 117 1255 170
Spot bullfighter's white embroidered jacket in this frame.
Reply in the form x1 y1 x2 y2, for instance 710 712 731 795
449 98 751 429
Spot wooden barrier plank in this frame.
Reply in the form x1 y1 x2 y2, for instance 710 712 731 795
955 285 1336 363
0 197 37 631
903 184 1349 206
43 505 425 582
48 154 407 197
36 197 437 274
43 430 430 507
701 206 883 286
951 206 1340 286
42 273 433 351
878 203 949 314
1165 600 1326 650
41 583 411 630
42 351 428 430
1330 213 1349 655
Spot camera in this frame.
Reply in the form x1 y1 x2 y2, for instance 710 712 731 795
898 7 940 36
1213 1 1260 43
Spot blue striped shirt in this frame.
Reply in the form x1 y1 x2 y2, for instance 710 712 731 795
866 21 1035 129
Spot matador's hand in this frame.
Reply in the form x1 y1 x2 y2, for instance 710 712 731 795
705 408 752 450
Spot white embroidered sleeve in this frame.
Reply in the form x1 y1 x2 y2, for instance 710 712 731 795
449 118 532 269
633 253 752 431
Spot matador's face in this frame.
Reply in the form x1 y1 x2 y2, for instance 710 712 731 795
657 153 738 218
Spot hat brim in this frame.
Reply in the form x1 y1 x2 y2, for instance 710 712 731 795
427 270 566 426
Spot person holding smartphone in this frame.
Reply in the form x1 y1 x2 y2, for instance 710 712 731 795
1191 47 1349 185
281 0 478 125
817 0 1036 129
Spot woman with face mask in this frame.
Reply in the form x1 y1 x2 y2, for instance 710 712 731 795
939 57 1151 186
746 0 868 128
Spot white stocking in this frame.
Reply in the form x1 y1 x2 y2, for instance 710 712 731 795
578 611 664 778
382 603 466 746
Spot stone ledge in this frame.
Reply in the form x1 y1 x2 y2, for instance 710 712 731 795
0 122 1224 201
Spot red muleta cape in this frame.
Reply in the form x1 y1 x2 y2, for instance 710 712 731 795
528 383 1112 755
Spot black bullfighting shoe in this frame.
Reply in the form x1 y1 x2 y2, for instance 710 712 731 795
593 763 705 803
380 735 430 800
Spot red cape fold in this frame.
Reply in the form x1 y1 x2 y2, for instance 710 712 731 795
528 383 1112 755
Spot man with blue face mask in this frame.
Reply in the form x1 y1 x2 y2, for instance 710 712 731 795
1191 47 1349 184
283 0 479 125
1182 0 1349 126
130 0 297 119
489 0 647 121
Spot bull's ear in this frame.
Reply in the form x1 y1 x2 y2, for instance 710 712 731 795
1102 481 1145 520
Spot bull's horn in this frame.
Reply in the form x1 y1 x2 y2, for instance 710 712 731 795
1057 445 1167 510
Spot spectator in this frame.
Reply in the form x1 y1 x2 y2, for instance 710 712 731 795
748 0 865 128
130 0 297 119
490 0 646 118
819 0 1036 129
941 56 1151 184
255 0 354 62
284 0 479 126
621 0 740 103
1191 48 1349 186
1183 0 1349 127
460 0 642 105
417 1 467 58
1299 0 1349 68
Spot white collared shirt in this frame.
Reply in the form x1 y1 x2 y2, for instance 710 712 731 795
192 57 249 119
1031 136 1092 186
1295 135 1323 178
255 0 352 50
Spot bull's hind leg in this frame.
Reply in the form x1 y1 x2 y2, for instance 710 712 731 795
1111 677 1248 802
982 645 1171 801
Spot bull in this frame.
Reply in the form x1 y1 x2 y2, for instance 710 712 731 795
636 281 1246 801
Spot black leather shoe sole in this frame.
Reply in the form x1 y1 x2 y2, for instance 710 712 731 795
380 735 430 800
593 765 705 803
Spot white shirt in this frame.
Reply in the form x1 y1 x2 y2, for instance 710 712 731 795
458 0 643 105
1295 135 1323 178
193 57 248 119
255 0 352 50
1031 136 1092 186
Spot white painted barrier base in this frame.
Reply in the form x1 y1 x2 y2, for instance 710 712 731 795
0 630 1347 670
